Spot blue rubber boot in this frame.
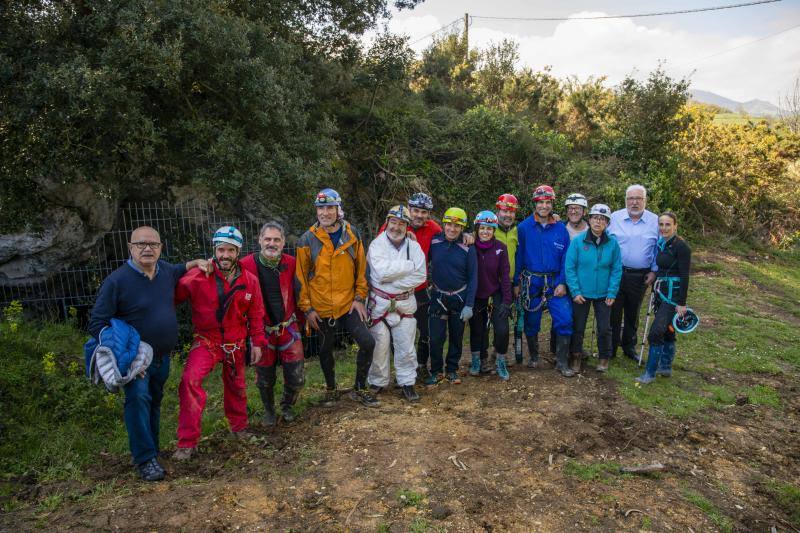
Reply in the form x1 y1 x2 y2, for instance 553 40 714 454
469 352 481 376
495 354 510 381
657 342 676 377
635 344 662 384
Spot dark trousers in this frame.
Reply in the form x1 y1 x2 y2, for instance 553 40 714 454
124 355 170 465
571 299 612 359
255 360 305 409
611 270 648 356
469 293 509 358
647 299 677 345
429 292 466 375
414 290 431 368
317 310 375 390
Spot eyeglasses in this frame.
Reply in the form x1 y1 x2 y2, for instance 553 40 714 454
626 196 645 202
130 242 162 250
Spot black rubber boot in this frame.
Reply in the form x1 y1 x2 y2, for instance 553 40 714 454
526 335 539 368
549 327 557 355
256 366 278 426
555 336 575 377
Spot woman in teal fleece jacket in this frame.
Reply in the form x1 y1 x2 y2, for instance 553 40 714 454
565 204 622 372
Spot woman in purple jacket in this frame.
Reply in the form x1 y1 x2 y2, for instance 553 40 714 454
469 211 513 381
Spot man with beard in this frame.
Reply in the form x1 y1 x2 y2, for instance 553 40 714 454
88 226 211 481
172 226 266 460
240 221 304 425
608 184 659 360
514 185 575 377
295 189 378 408
366 206 427 402
378 192 441 383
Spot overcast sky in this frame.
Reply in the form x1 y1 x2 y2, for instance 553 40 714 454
369 0 800 105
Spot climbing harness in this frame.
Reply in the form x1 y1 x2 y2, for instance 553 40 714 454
519 270 557 313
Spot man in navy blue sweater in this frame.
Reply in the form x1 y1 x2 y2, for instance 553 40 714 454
88 226 209 481
425 207 478 386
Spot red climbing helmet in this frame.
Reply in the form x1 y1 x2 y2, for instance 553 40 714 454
495 193 519 212
532 184 555 202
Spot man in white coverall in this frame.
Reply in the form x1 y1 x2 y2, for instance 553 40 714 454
367 205 427 403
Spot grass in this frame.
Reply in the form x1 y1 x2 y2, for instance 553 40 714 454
0 312 356 484
397 489 425 508
763 481 800 527
683 489 733 533
600 248 800 418
563 460 632 483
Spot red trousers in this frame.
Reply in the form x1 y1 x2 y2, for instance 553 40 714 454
177 339 248 449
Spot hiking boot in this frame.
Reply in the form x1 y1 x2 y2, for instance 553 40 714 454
262 408 277 426
137 458 165 482
623 346 640 362
424 373 444 387
570 352 583 373
172 447 194 461
555 336 576 378
232 429 254 441
596 359 609 373
402 385 420 403
446 372 462 385
480 357 493 375
369 384 384 395
495 355 510 381
469 353 481 376
349 389 381 408
281 408 297 423
417 366 431 384
320 388 338 407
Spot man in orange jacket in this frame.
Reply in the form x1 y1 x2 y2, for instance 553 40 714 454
172 226 267 460
295 189 378 408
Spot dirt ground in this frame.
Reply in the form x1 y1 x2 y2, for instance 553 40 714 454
5 337 799 533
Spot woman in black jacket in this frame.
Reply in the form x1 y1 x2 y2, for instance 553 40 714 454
636 211 691 384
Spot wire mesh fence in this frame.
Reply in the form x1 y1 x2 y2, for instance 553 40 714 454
0 200 358 355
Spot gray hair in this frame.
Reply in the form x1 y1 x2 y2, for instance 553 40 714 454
626 184 647 198
259 221 286 239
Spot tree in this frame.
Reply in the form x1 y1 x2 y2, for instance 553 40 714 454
778 73 800 134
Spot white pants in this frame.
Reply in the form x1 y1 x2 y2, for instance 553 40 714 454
367 294 418 387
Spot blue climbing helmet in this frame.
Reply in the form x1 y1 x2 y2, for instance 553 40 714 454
474 210 499 228
212 226 244 249
408 192 434 211
673 308 700 334
314 188 342 207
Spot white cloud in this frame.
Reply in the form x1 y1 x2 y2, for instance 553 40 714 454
382 12 800 105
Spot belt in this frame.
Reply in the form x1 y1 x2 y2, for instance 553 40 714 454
265 313 297 335
623 267 650 274
528 271 558 277
432 284 467 296
371 286 413 301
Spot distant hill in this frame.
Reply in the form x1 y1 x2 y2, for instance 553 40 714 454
690 89 782 117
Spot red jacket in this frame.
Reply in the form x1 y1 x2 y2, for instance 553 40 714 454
239 253 303 328
176 267 267 346
378 219 442 292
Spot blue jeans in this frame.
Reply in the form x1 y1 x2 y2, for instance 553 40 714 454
429 292 466 375
123 355 171 465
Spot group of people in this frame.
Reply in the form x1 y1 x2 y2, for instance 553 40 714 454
88 183 692 482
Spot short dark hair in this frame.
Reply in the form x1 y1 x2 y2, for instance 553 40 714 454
660 211 678 224
259 221 285 238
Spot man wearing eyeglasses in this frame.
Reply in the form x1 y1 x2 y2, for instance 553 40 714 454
88 226 210 482
608 184 659 361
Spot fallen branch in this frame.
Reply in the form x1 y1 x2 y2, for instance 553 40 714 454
344 495 366 532
624 509 644 517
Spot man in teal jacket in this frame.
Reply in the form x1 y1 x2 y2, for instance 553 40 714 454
565 204 622 372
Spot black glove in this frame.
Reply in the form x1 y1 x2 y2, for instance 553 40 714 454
495 303 511 320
